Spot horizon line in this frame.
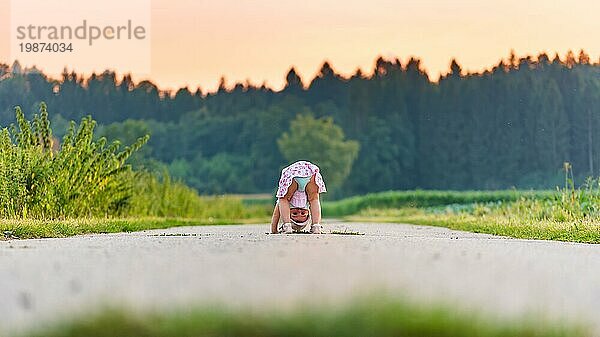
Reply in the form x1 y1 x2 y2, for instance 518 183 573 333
3 49 598 96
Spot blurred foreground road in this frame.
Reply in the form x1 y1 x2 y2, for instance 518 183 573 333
1 222 599 335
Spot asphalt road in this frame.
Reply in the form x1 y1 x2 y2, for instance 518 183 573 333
1 222 599 335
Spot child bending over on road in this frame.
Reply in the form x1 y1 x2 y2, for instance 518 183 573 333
270 160 327 234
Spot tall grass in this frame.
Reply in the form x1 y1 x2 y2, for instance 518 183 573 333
497 163 600 223
125 171 271 219
340 164 600 225
0 103 272 222
0 103 148 218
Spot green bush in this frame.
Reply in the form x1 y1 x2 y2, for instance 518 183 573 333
0 103 148 218
0 102 273 222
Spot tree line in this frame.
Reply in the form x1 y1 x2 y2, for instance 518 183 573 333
0 50 598 196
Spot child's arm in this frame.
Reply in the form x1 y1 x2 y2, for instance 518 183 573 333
270 202 280 234
308 195 321 224
278 198 292 223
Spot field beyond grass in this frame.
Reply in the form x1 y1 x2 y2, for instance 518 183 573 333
321 190 555 217
24 297 587 337
337 177 600 244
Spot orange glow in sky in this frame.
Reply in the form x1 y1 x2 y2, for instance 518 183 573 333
1 0 599 92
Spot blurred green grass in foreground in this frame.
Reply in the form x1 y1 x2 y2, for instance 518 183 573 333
25 297 587 337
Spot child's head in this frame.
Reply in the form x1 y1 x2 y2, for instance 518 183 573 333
290 207 310 224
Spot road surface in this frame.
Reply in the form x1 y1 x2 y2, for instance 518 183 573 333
1 222 598 335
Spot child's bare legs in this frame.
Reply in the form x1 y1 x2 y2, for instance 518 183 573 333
271 181 298 233
270 203 280 234
271 177 321 233
306 175 322 225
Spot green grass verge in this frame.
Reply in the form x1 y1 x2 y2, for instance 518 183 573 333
0 217 270 240
24 297 588 337
348 208 600 243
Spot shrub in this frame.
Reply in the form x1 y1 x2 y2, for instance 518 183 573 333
0 103 148 219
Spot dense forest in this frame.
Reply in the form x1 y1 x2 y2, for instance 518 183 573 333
1 50 599 196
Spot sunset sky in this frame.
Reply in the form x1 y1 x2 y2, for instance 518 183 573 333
1 0 599 92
